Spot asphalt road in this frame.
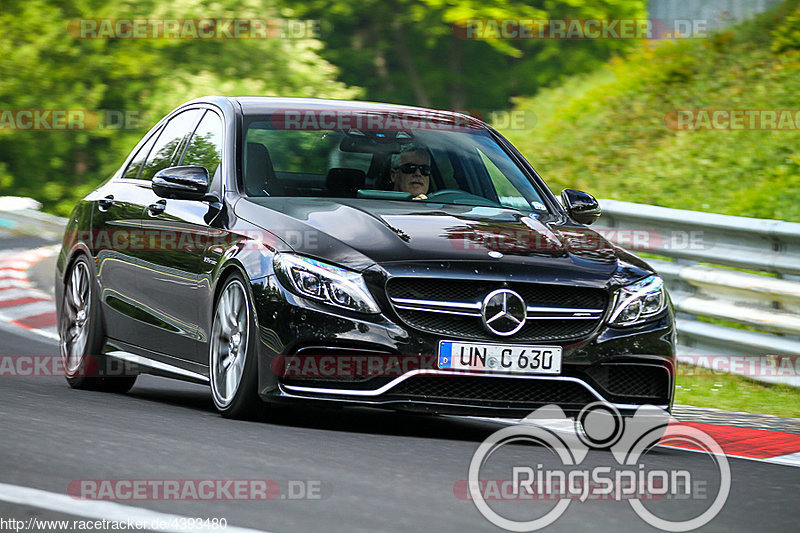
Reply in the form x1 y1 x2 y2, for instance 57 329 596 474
1 235 799 532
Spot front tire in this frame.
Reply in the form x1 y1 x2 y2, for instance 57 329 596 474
209 273 262 419
59 255 136 393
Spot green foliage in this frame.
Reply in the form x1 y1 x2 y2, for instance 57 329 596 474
771 3 800 52
182 134 222 175
4 0 797 221
280 0 646 111
0 0 359 215
676 363 800 418
502 0 800 221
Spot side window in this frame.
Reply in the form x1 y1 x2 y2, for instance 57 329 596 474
139 109 203 181
122 125 162 180
477 147 545 210
181 111 223 176
479 149 513 198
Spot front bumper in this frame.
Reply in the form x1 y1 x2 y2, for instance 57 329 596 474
250 275 676 417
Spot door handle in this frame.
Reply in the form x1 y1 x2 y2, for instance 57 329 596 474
98 195 114 211
147 200 166 216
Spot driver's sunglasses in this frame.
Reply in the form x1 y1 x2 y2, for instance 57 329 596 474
397 163 431 176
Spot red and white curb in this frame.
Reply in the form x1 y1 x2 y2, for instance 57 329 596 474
0 246 59 341
469 416 800 468
661 421 800 467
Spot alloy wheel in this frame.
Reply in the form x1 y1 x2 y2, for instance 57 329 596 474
60 259 91 374
210 279 250 408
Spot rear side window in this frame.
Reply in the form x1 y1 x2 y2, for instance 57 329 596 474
139 109 203 181
122 126 162 180
181 111 223 176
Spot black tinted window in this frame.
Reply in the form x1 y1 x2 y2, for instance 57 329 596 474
182 111 223 176
139 109 203 181
122 125 162 180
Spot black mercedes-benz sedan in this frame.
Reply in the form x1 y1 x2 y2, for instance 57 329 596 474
56 96 676 419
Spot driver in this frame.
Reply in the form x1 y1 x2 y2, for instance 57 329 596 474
390 144 431 200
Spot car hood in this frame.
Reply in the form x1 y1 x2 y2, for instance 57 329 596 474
235 198 651 284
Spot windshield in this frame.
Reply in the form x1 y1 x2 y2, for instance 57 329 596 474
242 114 549 213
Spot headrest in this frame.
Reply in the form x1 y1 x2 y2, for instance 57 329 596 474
326 168 366 197
245 142 275 195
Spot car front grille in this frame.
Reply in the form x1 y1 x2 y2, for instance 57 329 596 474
386 375 597 407
386 278 608 342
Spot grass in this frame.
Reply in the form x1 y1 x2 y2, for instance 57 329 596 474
499 0 800 222
675 363 800 418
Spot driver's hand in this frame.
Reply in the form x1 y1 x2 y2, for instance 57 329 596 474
412 194 428 200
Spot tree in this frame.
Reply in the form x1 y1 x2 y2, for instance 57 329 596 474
0 0 359 213
279 0 647 111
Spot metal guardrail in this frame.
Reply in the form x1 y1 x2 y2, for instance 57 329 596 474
596 199 800 386
648 0 784 37
0 197 68 241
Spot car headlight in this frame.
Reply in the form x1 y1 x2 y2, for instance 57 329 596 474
273 253 380 314
609 275 667 326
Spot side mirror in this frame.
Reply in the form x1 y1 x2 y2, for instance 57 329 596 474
152 166 209 200
561 189 601 225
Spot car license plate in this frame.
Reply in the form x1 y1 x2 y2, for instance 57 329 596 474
438 340 561 375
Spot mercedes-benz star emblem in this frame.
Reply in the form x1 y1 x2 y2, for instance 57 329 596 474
481 289 526 336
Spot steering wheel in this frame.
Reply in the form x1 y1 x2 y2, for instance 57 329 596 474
424 189 500 207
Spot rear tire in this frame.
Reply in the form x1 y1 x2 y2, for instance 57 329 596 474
59 255 137 393
209 272 262 419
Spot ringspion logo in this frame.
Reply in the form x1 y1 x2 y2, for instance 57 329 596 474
467 403 730 531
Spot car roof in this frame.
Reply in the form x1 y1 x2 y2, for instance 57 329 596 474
186 96 486 128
